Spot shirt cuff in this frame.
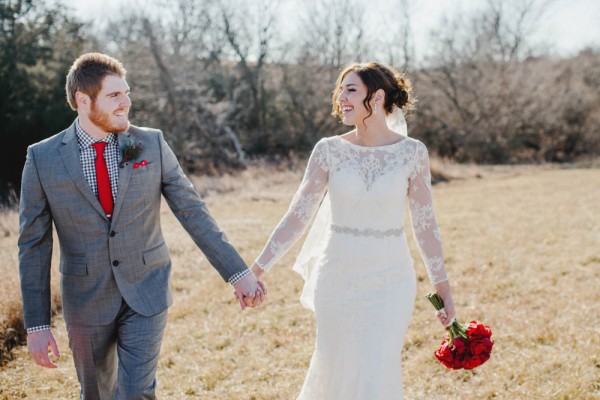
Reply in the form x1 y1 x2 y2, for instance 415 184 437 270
27 325 50 334
228 269 252 286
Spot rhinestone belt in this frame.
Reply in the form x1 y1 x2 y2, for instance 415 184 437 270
331 224 405 238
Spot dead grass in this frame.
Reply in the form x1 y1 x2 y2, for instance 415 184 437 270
0 209 24 366
1 162 599 399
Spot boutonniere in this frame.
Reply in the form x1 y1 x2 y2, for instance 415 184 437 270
119 139 143 168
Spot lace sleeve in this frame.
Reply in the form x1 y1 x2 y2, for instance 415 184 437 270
255 139 329 271
408 141 448 284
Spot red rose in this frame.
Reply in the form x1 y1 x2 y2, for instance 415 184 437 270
463 352 490 370
479 352 490 364
452 337 468 355
463 354 482 370
469 337 494 356
466 321 492 338
434 340 458 369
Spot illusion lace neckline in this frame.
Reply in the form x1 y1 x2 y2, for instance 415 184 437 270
335 134 408 149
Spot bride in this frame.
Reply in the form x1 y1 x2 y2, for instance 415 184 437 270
251 62 456 399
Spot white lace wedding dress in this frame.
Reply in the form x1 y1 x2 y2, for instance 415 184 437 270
255 135 448 399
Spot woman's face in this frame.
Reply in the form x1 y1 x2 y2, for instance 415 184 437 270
336 71 370 126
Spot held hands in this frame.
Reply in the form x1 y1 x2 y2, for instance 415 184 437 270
233 271 267 310
27 329 60 368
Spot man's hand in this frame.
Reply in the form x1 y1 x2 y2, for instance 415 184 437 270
27 329 60 368
233 272 266 310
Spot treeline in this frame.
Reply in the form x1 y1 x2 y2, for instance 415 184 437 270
1 0 599 201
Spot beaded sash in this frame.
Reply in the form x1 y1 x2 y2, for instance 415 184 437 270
331 224 404 238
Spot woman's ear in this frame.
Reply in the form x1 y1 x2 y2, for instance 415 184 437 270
372 88 385 106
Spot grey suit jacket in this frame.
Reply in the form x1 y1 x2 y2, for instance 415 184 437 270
18 121 248 328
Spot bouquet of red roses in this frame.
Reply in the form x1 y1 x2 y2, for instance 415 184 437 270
426 292 493 370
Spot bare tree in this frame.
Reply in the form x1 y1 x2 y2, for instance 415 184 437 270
296 0 366 69
86 0 597 167
385 0 415 71
416 0 562 162
218 0 281 151
97 1 252 170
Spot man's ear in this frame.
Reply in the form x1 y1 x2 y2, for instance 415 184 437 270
75 91 90 109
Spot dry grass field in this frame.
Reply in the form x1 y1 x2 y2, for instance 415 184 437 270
0 162 599 399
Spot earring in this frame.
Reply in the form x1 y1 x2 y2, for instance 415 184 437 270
374 103 378 113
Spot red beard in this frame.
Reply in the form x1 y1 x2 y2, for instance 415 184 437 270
89 101 130 133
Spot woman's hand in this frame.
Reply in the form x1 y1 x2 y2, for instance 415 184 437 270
436 296 455 327
251 263 265 279
434 280 455 327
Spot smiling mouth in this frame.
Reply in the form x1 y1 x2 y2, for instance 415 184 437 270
114 111 128 117
341 105 354 114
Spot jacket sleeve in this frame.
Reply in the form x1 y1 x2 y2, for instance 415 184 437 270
18 146 54 329
157 131 249 281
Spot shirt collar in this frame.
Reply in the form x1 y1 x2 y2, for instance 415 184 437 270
75 118 117 149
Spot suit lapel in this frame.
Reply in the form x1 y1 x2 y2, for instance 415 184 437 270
110 131 133 225
59 123 109 221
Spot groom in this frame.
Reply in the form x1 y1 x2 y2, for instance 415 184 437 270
18 53 264 399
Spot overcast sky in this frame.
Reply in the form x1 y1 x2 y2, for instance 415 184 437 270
67 0 599 59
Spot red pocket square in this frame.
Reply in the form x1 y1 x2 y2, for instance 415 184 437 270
133 160 149 169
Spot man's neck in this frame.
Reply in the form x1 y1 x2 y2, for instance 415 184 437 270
77 115 110 140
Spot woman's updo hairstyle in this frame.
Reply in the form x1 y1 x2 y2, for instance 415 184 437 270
331 62 415 120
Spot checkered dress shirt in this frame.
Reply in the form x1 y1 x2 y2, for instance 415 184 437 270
75 119 120 201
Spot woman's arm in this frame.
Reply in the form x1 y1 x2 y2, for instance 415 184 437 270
408 141 454 325
253 139 329 276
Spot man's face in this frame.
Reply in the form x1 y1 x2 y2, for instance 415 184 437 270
86 74 131 133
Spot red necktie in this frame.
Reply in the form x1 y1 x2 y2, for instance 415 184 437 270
92 142 114 219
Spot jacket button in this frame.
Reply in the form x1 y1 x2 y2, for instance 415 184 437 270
110 231 116 237
112 260 120 267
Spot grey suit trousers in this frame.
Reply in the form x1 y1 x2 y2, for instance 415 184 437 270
68 300 167 400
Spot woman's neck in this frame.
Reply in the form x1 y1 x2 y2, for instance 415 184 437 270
354 117 401 146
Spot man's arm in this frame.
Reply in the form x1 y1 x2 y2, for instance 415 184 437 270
18 146 54 330
18 146 60 366
156 131 265 305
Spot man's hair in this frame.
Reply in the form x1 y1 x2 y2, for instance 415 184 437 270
65 53 127 110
